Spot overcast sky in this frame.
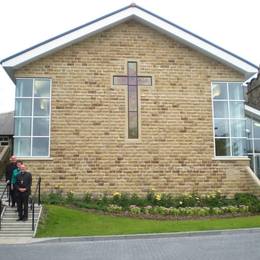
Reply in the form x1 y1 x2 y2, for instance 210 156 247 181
0 0 260 113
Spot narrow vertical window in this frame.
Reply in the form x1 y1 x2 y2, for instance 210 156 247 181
113 61 152 140
212 82 246 156
128 62 138 139
14 78 51 157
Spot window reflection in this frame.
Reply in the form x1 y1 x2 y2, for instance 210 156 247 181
14 138 31 157
212 83 227 100
15 118 31 136
230 119 246 137
229 101 244 118
229 83 244 100
34 99 50 116
213 101 229 118
15 99 32 116
32 138 49 156
231 138 246 156
34 79 50 97
16 79 33 97
253 122 260 138
214 119 229 137
215 138 230 156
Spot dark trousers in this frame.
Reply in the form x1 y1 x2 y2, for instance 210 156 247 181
8 184 16 206
17 192 29 219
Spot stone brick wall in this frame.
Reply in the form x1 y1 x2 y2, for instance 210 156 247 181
247 70 260 110
15 20 256 197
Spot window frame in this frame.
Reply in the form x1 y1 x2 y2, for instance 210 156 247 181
211 81 247 158
14 77 52 158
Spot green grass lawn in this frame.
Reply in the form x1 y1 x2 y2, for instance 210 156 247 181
37 205 260 237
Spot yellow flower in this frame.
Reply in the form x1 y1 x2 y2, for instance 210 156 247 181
155 193 161 201
113 192 121 197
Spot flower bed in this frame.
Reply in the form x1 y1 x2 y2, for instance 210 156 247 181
107 204 249 217
41 190 260 218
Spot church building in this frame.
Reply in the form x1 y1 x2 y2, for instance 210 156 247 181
1 4 260 196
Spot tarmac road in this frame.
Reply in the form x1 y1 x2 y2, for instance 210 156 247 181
1 229 260 260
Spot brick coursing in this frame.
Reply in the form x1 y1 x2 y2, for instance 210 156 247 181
15 20 259 197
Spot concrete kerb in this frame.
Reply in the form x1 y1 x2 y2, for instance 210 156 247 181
1 227 260 245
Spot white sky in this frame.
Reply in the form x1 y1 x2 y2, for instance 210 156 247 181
0 0 260 113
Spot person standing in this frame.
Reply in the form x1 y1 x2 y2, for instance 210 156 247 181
5 155 17 207
11 160 23 211
15 164 32 221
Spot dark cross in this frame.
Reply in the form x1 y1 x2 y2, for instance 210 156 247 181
113 61 152 139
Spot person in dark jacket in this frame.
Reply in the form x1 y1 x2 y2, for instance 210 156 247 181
5 155 17 207
15 164 32 221
11 160 23 212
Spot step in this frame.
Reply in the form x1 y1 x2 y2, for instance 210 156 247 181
2 218 33 223
1 227 33 231
4 209 40 213
0 234 33 238
0 229 33 233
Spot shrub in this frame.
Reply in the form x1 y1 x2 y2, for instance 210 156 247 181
106 204 123 213
129 205 141 214
66 192 75 203
83 193 92 203
143 205 152 214
41 192 65 205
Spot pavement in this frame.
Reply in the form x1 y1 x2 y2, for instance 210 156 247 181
1 227 260 245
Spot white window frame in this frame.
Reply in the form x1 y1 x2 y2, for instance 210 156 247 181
246 118 260 177
14 77 52 158
211 81 248 158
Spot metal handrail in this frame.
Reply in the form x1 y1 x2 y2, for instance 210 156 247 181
31 177 41 231
0 183 9 230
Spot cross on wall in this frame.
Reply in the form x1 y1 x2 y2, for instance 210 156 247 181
113 61 152 139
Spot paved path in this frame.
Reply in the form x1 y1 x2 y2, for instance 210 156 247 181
0 229 260 259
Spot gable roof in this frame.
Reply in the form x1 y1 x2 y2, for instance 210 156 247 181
1 4 258 78
0 111 14 136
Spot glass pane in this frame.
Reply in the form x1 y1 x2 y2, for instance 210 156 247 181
128 62 137 76
254 140 260 153
128 85 138 112
231 138 246 156
228 82 244 100
32 137 49 156
214 119 229 137
16 79 33 97
255 156 260 178
213 101 229 118
230 119 246 137
253 121 260 138
246 118 253 138
246 139 253 153
34 79 50 97
128 76 137 85
138 77 152 86
33 118 49 136
128 112 138 139
113 76 127 85
34 99 50 116
215 138 230 156
229 101 244 118
14 137 31 156
212 83 227 100
15 98 32 116
15 118 31 136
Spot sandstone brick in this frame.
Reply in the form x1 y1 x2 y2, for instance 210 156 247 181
15 20 258 197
